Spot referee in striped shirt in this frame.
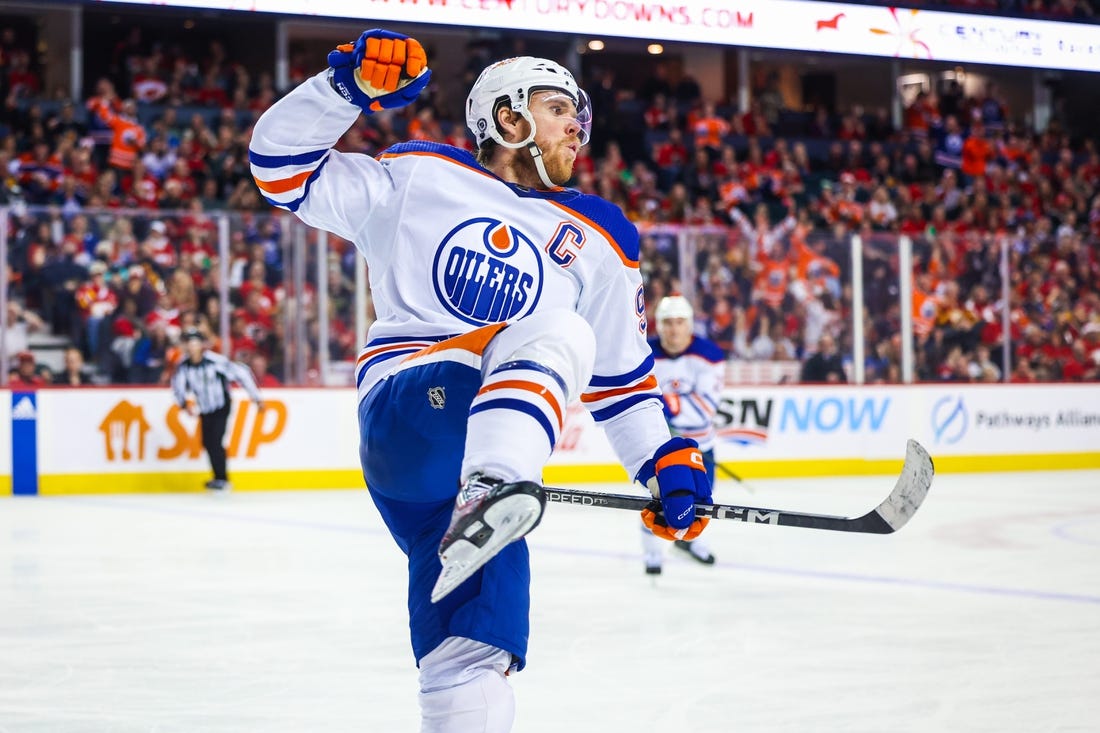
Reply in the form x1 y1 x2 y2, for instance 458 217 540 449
171 329 265 490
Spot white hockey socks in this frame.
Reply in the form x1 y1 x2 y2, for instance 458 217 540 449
419 638 515 733
462 309 595 483
640 522 666 570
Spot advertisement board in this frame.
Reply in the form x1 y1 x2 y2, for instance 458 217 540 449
6 384 1099 494
33 388 361 494
549 384 1100 478
88 0 1100 72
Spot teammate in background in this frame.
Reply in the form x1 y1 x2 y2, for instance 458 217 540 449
170 329 264 490
642 295 723 574
250 29 712 732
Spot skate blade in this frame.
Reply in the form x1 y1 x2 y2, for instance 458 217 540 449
430 494 543 603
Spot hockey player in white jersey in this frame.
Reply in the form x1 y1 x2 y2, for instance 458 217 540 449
250 29 711 732
641 295 724 574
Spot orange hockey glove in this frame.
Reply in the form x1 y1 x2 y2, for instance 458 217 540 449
636 437 711 541
328 29 430 114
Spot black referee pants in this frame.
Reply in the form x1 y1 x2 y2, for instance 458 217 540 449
200 404 232 481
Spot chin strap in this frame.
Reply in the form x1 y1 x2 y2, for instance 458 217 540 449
526 142 556 189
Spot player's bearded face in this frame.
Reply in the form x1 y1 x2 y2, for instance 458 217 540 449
530 91 583 185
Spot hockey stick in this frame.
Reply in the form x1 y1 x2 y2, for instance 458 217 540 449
545 439 934 535
715 461 756 492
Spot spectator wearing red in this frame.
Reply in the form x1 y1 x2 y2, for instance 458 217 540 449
142 220 177 271
193 67 230 107
75 261 118 356
179 221 216 270
131 55 168 103
8 351 46 388
146 291 182 342
121 158 160 209
236 289 275 347
163 157 198 203
652 128 689 187
903 90 938 140
238 262 277 311
249 352 281 387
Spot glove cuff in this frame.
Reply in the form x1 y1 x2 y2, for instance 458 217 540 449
327 67 373 113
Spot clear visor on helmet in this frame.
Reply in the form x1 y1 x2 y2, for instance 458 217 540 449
531 87 593 146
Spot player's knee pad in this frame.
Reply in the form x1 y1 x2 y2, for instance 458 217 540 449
419 638 514 733
486 308 596 402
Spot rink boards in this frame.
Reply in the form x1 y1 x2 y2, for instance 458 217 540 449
3 384 1099 495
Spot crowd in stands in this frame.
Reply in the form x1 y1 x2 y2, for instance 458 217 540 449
2 13 1099 388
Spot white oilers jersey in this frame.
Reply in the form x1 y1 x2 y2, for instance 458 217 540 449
249 71 670 478
649 336 725 452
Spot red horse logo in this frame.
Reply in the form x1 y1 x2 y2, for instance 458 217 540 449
816 13 845 30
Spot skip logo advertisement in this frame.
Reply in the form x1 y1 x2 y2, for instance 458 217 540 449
98 399 285 463
433 217 543 326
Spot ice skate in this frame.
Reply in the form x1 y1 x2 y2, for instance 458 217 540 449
674 539 715 565
431 474 545 603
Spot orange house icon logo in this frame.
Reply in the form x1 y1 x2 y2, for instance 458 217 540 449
98 400 152 461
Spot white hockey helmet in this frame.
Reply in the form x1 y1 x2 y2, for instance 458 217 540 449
465 56 592 150
655 295 694 322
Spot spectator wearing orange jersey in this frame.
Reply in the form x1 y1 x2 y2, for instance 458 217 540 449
691 101 729 155
92 97 148 172
818 178 865 228
911 272 941 341
792 237 841 300
752 242 793 311
408 107 445 141
961 123 994 181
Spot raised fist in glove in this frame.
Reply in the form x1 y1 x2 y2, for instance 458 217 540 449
327 29 431 114
636 436 712 541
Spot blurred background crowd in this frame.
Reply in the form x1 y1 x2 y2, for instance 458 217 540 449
2 0 1098 388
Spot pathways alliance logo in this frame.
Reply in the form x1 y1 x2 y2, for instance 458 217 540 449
433 217 544 326
931 395 968 445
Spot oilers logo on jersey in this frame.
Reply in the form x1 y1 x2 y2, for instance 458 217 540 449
433 217 544 325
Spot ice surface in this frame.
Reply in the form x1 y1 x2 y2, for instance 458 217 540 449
2 470 1098 732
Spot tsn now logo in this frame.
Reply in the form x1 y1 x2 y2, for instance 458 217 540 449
97 399 285 462
714 395 891 444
